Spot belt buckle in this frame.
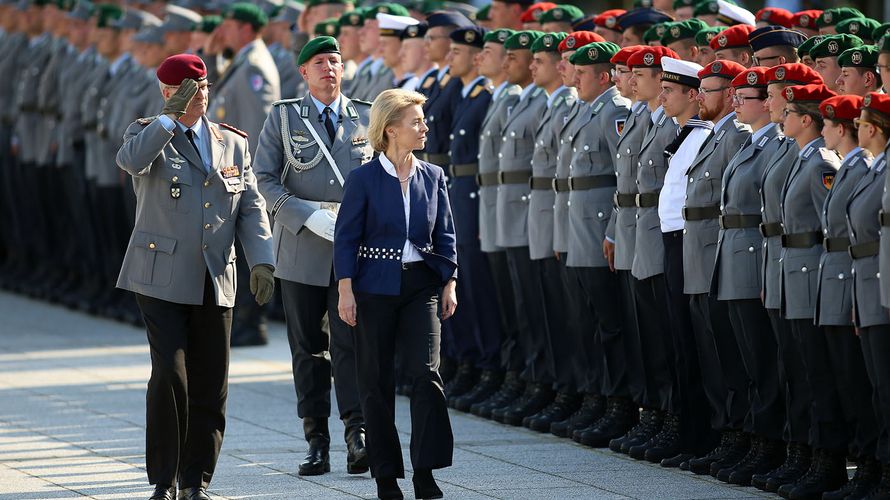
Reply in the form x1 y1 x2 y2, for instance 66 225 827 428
497 171 506 184
634 193 643 207
401 261 408 270
551 178 559 192
567 177 575 190
681 207 689 220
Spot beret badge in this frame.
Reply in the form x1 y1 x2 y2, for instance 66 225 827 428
643 52 655 66
588 47 599 60
712 61 722 73
717 34 728 47
775 67 786 80
747 71 758 85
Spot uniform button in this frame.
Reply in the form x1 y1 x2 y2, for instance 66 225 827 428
204 181 210 187
704 171 710 177
502 137 507 142
498 153 503 158
823 228 829 235
329 179 335 185
584 145 590 151
511 131 516 137
204 223 211 229
459 129 465 136
597 211 603 217
521 195 528 201
626 149 631 154
648 160 653 165
204 202 211 208
616 153 621 159
573 147 577 153
688 178 693 183
748 246 754 252
683 229 687 234
172 176 179 182
449 134 454 140
148 242 156 249
637 161 642 167
569 165 573 170
567 200 571 207
801 266 808 272
838 273 845 279
469 192 477 199
560 139 564 144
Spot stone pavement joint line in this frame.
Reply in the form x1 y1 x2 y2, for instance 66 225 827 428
0 292 771 499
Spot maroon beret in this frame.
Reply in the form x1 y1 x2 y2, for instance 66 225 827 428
156 54 207 85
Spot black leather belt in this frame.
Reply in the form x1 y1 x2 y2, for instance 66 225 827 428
682 206 721 221
823 237 851 253
613 192 637 208
476 172 499 187
759 221 783 238
719 214 761 229
781 231 823 248
567 175 618 191
529 177 552 190
498 170 532 185
449 163 479 177
849 241 880 259
401 261 427 270
418 152 450 165
552 178 570 192
635 192 660 208
880 210 890 227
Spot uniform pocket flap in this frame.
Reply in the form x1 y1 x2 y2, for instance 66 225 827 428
133 231 177 254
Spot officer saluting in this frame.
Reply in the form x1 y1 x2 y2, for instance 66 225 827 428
252 36 371 478
115 54 276 500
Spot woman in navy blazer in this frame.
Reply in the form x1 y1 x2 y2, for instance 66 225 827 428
334 89 457 500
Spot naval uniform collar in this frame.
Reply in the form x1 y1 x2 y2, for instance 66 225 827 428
462 75 487 98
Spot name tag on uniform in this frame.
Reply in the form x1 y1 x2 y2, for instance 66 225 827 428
221 165 240 178
352 136 368 146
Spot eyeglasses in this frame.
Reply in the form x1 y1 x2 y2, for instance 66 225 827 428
783 108 804 118
854 118 873 129
610 68 632 77
698 86 729 94
876 64 890 72
752 55 782 66
732 94 764 104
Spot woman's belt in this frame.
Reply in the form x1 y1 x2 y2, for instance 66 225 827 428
449 163 479 178
682 205 720 221
613 192 637 208
849 241 880 259
567 175 618 191
719 214 761 229
759 221 783 238
823 237 851 253
498 170 532 185
781 231 823 248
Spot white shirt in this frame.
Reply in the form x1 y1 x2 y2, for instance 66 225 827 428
157 115 212 172
660 121 713 233
379 153 424 263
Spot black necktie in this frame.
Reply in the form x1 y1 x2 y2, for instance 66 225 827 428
323 107 336 143
185 128 202 162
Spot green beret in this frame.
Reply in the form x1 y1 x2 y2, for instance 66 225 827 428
810 34 864 60
95 3 123 28
476 4 490 22
484 28 514 45
201 14 223 33
661 19 708 46
693 0 719 17
531 32 567 53
643 23 669 44
504 30 543 51
816 7 864 28
314 17 340 37
297 35 340 65
569 41 621 65
695 26 726 46
225 2 269 29
539 5 583 24
673 0 695 9
797 35 823 58
838 45 878 68
339 8 364 27
873 23 890 44
836 18 881 41
307 0 353 6
363 3 409 21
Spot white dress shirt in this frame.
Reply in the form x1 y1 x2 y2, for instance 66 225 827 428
660 120 713 232
380 153 424 263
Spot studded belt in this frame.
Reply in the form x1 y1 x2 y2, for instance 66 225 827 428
358 245 402 260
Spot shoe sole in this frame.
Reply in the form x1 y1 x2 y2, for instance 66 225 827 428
298 463 331 476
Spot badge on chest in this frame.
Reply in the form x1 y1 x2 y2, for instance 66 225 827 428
170 183 181 199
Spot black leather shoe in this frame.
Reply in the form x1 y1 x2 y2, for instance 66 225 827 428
576 398 638 448
784 448 848 500
149 485 175 500
453 370 504 412
726 437 785 486
444 362 478 402
523 390 581 432
230 322 269 347
177 487 210 500
376 478 404 500
550 394 606 438
470 372 524 419
500 383 555 426
299 417 331 476
346 426 369 474
755 442 811 492
661 453 694 468
688 431 734 475
823 455 880 500
412 469 443 499
709 431 751 477
612 408 662 454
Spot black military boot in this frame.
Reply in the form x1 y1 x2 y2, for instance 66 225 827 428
726 437 785 486
298 417 330 476
444 362 478 403
523 389 581 432
863 462 890 500
784 448 848 500
610 408 663 454
709 431 751 477
756 442 811 493
716 435 762 482
499 382 555 426
823 455 881 500
345 425 369 475
576 398 638 448
453 369 504 412
470 371 524 419
642 413 683 463
550 394 606 438
688 431 734 475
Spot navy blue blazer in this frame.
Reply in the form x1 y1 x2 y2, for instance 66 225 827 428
334 157 458 296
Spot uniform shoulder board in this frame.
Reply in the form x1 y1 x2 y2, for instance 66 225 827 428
532 87 543 98
421 75 436 90
351 98 373 107
219 122 248 138
440 73 452 86
136 115 158 125
273 97 301 107
802 146 815 159
592 101 604 114
611 94 629 108
470 84 487 99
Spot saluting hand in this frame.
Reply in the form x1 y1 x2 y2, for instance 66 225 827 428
161 78 199 118
441 279 457 320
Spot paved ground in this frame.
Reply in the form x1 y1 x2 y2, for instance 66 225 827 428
0 291 777 499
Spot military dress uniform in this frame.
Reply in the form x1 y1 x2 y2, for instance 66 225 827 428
0 25 28 280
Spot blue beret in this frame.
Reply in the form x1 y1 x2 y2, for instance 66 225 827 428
426 10 474 29
449 26 486 49
617 7 674 30
571 15 597 32
748 25 807 52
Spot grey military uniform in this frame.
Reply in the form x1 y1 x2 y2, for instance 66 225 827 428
528 85 575 260
682 113 750 294
879 146 890 308
111 67 165 151
207 39 281 154
346 59 393 102
713 124 784 301
851 155 889 325
94 55 140 186
566 87 630 268
779 138 841 319
13 33 53 165
478 83 520 253
35 36 69 167
56 47 99 166
115 116 275 307
252 94 374 285
631 106 680 280
81 55 110 181
496 84 548 248
760 136 796 309
816 148 869 326
553 98 586 254
0 31 27 128
270 42 305 99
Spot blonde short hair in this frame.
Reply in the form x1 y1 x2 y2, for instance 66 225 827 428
368 89 427 152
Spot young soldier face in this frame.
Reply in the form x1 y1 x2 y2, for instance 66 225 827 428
479 42 507 80
530 51 560 89
815 57 842 91
658 81 698 118
300 52 345 94
630 67 662 101
766 83 788 123
558 50 578 87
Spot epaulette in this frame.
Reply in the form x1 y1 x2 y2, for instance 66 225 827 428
532 87 544 98
802 146 816 160
219 122 248 138
273 97 301 106
440 73 452 86
136 115 158 125
350 98 373 107
470 84 488 99
732 120 750 132
421 75 436 90
592 101 605 114
612 94 629 108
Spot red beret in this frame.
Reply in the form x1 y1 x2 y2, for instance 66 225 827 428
520 2 556 23
765 63 823 85
698 59 747 80
864 92 890 118
626 46 680 69
611 45 645 66
792 10 823 30
820 95 863 121
156 54 207 85
755 8 794 28
594 9 626 31
710 24 755 51
784 83 836 103
731 66 769 88
559 31 605 53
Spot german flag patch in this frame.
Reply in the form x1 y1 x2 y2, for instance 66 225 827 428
822 172 835 190
615 119 626 136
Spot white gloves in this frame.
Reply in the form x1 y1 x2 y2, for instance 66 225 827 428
304 209 337 242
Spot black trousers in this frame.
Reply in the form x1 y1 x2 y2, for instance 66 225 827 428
860 324 890 462
726 301 784 441
559 256 597 393
633 274 675 411
689 293 748 432
447 243 503 370
354 266 454 478
505 246 554 384
618 270 646 403
279 275 362 430
570 266 625 397
136 274 231 489
770 310 811 444
487 251 524 373
824 326 878 458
